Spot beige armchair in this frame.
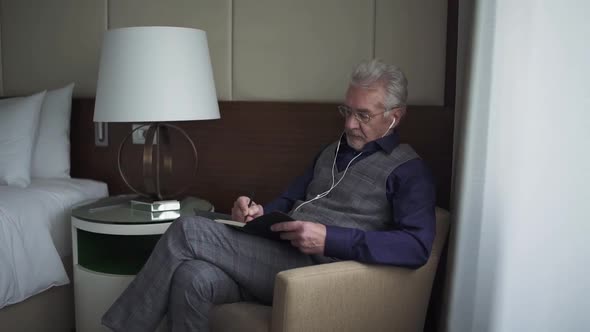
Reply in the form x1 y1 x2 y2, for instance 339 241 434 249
210 208 450 332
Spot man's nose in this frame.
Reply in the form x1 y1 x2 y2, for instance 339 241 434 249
344 114 359 129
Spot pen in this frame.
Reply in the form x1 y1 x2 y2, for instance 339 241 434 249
244 193 254 222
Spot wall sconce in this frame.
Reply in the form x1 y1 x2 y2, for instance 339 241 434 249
94 122 108 146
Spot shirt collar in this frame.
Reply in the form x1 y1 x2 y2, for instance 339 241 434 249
341 130 400 154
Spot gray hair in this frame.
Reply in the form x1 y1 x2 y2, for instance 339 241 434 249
350 59 408 110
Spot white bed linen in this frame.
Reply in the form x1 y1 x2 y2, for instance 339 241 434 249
0 178 108 309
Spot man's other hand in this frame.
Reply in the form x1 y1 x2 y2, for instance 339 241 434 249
231 196 263 222
271 221 327 255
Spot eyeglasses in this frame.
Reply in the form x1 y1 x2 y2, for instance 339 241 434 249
338 105 396 124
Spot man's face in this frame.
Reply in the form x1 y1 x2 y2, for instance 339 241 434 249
343 85 397 151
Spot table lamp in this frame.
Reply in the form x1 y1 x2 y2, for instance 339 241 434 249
93 26 220 200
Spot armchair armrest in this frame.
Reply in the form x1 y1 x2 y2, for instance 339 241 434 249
270 260 438 332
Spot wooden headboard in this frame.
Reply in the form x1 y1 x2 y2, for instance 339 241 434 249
70 99 454 213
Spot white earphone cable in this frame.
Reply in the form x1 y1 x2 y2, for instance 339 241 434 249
293 134 363 212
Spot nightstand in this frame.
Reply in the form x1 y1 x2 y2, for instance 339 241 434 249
71 195 213 332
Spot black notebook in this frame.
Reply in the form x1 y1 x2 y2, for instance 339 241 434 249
193 210 293 241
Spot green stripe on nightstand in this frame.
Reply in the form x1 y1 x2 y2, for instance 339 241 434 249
77 230 161 275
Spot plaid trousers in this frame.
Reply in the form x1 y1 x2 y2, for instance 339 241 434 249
101 216 318 332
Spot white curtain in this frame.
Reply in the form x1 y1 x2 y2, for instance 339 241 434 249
445 0 590 331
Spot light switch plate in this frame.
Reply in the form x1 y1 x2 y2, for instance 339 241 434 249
132 124 157 144
132 124 146 144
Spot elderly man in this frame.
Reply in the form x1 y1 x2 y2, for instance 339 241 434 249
102 59 436 331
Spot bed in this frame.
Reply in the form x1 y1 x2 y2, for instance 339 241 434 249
0 85 109 331
0 178 107 330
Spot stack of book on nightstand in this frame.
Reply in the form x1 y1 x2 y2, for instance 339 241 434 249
130 198 181 220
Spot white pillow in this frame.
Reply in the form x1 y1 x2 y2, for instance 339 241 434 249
31 83 75 179
0 91 47 187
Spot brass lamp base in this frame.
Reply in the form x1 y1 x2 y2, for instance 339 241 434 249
117 123 197 200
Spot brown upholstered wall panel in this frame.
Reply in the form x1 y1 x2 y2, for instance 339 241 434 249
71 99 453 212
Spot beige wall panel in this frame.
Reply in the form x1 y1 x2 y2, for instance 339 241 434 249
109 0 232 100
375 0 447 105
1 0 106 96
233 0 373 102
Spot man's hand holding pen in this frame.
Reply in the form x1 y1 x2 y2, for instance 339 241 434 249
231 196 264 223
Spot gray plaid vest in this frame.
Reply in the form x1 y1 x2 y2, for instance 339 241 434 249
289 141 419 230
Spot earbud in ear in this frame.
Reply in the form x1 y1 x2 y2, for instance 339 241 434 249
381 118 397 138
388 118 396 130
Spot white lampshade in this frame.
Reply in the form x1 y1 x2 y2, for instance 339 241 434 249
94 26 220 122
